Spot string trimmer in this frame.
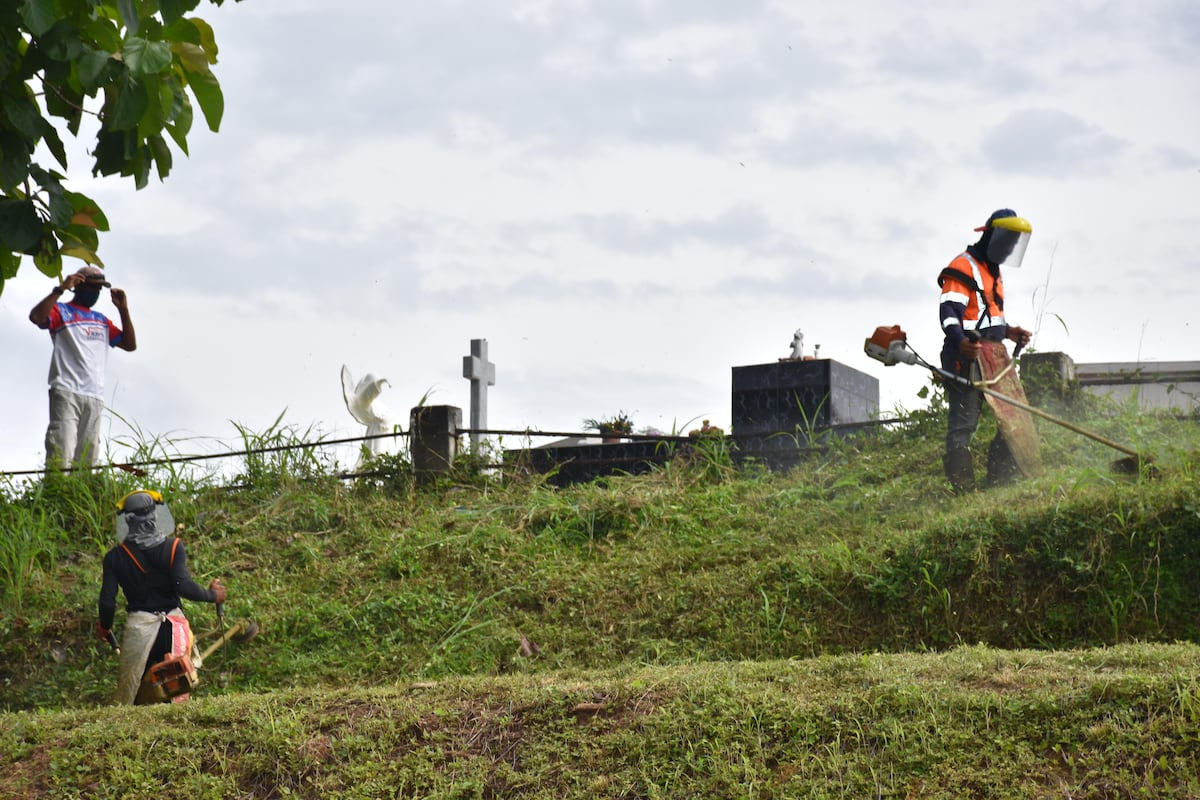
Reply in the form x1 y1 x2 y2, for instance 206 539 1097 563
864 325 1153 474
140 608 260 703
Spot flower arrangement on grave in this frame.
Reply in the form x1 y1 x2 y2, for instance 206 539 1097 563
688 419 725 439
583 411 635 438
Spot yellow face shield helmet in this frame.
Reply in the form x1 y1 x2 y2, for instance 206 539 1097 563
115 489 175 543
986 215 1032 269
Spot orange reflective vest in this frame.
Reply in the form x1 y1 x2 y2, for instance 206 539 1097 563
938 252 1005 333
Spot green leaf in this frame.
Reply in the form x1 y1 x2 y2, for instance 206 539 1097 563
65 190 110 232
19 0 63 38
62 222 100 252
43 72 84 133
58 227 103 267
63 241 99 266
164 96 193 154
28 163 60 189
92 128 134 176
124 36 172 77
135 73 167 137
83 17 123 54
147 132 172 180
0 248 19 281
59 243 102 267
107 74 149 130
0 197 45 253
41 123 68 170
0 130 32 191
117 0 140 37
187 16 219 63
0 257 16 290
28 164 72 226
0 33 19 84
159 73 187 124
170 41 209 73
39 19 85 62
159 0 202 26
184 66 222 132
163 18 201 46
131 146 149 189
32 238 62 275
0 92 45 141
47 187 73 228
78 47 114 92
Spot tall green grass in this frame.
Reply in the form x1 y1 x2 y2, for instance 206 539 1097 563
0 489 58 614
1 395 1196 707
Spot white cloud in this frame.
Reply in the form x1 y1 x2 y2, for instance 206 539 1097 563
982 109 1127 176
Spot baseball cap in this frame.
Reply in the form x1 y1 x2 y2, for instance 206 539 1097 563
973 208 1018 232
77 266 111 287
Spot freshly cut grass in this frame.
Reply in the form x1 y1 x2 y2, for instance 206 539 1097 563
2 643 1197 799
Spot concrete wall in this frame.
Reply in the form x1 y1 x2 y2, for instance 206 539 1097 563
1075 361 1200 412
1020 352 1200 412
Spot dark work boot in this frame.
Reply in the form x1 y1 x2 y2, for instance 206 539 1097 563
984 435 1021 488
943 447 976 493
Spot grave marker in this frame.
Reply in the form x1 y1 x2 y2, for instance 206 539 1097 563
462 338 496 451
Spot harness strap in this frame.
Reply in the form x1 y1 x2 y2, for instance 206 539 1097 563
120 538 180 573
937 266 978 292
939 255 1004 328
120 543 146 573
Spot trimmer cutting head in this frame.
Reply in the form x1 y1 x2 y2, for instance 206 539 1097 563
234 619 260 642
197 618 262 663
1111 455 1160 478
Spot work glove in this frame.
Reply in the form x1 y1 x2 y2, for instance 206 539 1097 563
95 622 112 643
209 578 227 604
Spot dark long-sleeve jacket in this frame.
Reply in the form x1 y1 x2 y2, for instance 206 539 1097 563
98 538 217 630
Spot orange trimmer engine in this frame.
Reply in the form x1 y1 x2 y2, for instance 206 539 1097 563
863 325 918 366
145 652 200 701
136 617 259 704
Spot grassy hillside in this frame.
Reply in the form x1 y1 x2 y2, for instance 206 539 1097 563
2 395 1199 796
4 645 1198 799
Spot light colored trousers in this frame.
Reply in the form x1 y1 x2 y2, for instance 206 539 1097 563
45 388 104 469
115 609 193 705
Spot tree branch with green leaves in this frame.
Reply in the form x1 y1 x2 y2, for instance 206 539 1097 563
0 0 242 294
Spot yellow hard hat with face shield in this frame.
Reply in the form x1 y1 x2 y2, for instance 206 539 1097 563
976 210 1032 269
115 489 174 544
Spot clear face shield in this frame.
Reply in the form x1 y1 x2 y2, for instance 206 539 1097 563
986 216 1032 268
115 490 175 543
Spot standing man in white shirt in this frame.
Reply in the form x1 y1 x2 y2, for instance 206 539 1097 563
29 266 137 469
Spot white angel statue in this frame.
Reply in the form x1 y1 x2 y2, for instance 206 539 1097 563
341 365 394 464
789 329 804 360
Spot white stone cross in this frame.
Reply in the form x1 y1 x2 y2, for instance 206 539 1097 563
462 338 495 451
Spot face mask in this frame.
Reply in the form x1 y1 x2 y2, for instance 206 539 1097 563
73 286 102 307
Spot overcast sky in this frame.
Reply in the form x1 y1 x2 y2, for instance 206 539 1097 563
1 0 1197 473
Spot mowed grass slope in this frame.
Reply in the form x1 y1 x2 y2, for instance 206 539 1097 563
4 645 1199 799
2 397 1199 796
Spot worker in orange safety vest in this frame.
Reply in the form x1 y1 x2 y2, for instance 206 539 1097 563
936 209 1033 492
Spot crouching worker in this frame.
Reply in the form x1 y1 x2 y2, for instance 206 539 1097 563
96 489 226 704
